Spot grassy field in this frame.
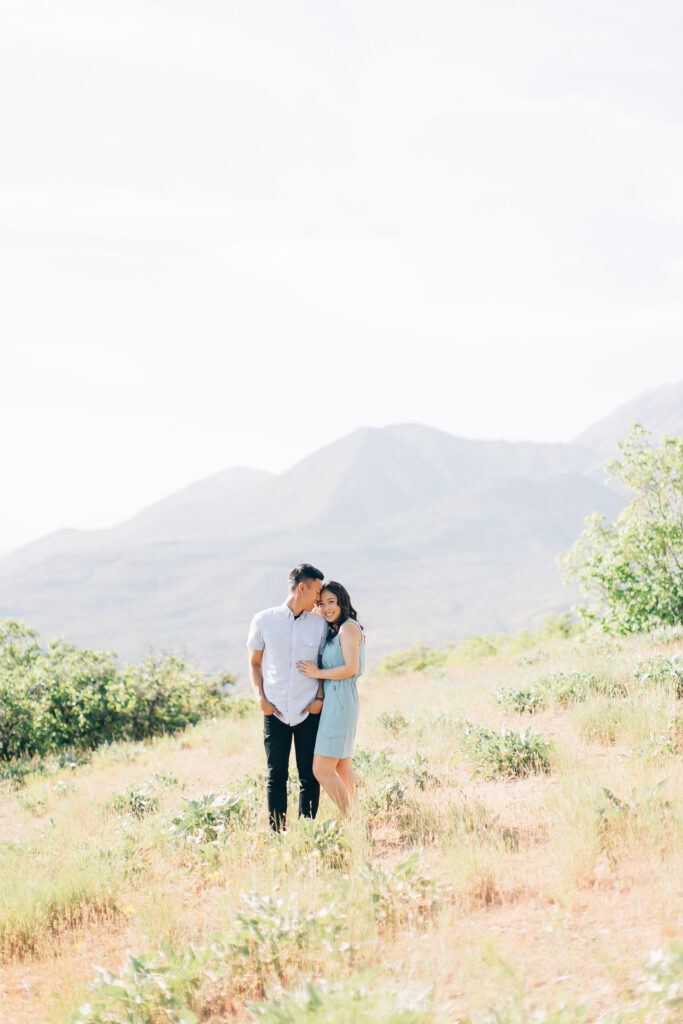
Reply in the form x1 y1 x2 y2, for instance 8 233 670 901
0 629 681 1023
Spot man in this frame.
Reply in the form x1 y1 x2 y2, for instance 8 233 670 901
247 563 328 831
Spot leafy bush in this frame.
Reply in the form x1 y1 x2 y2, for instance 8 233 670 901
496 683 549 715
171 791 249 844
106 783 160 819
0 620 235 761
634 655 683 698
249 972 439 1024
69 940 211 1024
283 818 350 870
563 426 683 633
357 852 439 929
375 711 409 735
496 670 626 715
461 723 553 778
377 645 447 674
597 780 673 867
228 890 345 972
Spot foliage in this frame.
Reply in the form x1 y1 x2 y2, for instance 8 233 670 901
357 852 440 929
106 784 160 820
171 791 249 844
563 426 683 633
375 710 409 734
495 670 625 715
461 723 553 778
227 891 345 971
69 941 210 1024
597 779 673 867
249 972 439 1024
634 655 683 699
0 620 235 761
377 644 447 675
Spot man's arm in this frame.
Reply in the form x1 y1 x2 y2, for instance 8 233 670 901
249 649 282 717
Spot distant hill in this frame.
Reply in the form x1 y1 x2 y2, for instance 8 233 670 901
0 381 679 672
575 379 683 458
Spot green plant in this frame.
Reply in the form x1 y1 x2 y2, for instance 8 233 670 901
634 655 683 699
171 791 248 844
377 645 447 674
106 783 160 819
461 724 553 778
69 941 210 1024
248 971 439 1024
375 711 409 735
495 684 549 715
596 779 673 867
227 891 345 974
0 622 237 761
357 852 439 929
284 818 350 870
562 425 683 633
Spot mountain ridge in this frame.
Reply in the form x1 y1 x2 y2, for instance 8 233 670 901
0 381 680 669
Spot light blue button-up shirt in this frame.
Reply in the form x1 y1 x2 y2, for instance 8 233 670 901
247 603 328 725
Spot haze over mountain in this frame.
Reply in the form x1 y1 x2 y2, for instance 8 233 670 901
0 382 680 672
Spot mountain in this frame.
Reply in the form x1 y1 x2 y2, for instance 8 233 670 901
575 379 683 457
0 383 679 672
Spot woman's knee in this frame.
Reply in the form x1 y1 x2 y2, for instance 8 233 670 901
313 756 337 783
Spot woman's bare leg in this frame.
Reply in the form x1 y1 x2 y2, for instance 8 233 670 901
313 754 351 814
337 757 358 811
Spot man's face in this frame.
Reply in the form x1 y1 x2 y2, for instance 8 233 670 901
300 577 323 611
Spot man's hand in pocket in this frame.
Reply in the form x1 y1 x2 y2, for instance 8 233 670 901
259 695 282 717
300 697 323 716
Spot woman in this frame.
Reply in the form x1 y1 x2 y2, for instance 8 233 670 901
297 581 364 815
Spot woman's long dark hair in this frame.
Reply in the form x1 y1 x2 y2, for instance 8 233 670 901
321 581 362 640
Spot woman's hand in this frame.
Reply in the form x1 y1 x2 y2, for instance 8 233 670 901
297 660 319 678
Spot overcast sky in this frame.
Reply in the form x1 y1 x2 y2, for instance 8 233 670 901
2 0 682 551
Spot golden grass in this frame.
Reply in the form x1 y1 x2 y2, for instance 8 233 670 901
0 633 681 1023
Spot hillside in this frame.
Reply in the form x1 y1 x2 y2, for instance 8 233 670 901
0 382 679 670
1 626 681 1023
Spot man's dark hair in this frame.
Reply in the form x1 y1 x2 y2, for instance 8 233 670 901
288 563 324 591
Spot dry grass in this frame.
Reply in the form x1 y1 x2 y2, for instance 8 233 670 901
0 632 681 1023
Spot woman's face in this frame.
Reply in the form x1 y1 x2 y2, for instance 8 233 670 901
318 589 342 624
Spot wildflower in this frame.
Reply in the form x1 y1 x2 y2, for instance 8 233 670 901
311 850 321 859
268 848 277 857
284 853 293 864
122 906 135 916
207 871 220 879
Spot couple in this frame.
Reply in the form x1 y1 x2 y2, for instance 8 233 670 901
247 563 365 831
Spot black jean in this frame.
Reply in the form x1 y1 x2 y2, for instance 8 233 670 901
263 711 320 831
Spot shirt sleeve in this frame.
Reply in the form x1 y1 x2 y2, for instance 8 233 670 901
247 613 265 650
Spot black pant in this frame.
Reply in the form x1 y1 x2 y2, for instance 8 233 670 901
263 711 320 831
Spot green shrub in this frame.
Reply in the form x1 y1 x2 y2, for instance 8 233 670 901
69 940 211 1024
357 852 439 929
461 723 553 778
0 621 236 761
283 818 350 870
171 791 249 844
106 783 160 819
377 644 447 674
634 655 683 698
249 972 439 1024
375 711 409 735
496 683 549 715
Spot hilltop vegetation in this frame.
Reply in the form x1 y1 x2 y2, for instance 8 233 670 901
1 624 681 1023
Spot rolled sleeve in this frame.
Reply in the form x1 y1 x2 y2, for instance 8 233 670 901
247 613 265 650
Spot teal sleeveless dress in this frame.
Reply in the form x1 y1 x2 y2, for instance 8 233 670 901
314 621 365 759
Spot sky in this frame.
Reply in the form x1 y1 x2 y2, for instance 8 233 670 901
2 0 682 551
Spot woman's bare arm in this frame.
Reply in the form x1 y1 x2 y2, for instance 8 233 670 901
297 621 362 680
